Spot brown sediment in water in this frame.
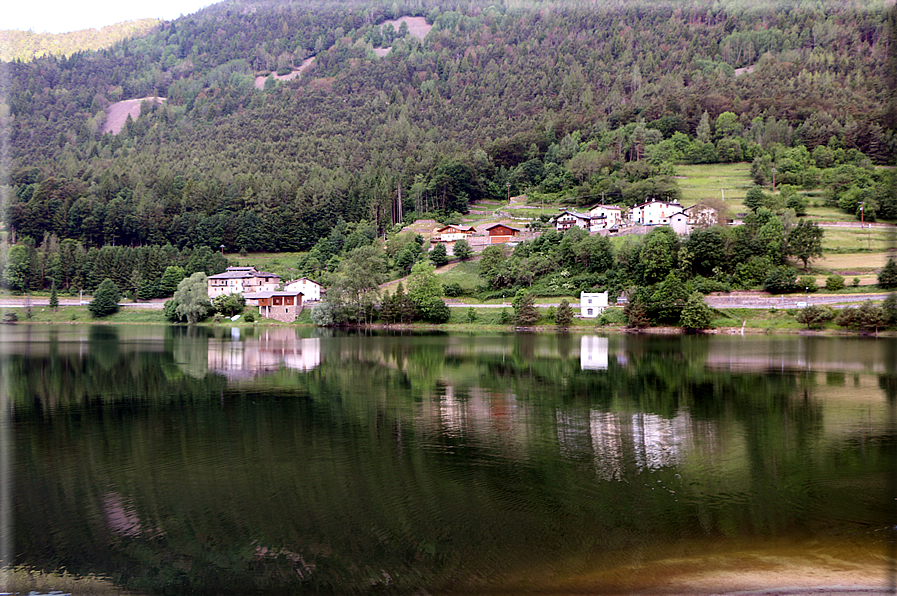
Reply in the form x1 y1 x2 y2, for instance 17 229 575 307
539 552 891 595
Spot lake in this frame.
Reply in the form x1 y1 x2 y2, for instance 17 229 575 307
2 325 896 594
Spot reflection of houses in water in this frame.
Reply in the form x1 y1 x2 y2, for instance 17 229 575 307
631 412 689 472
580 336 608 370
208 328 321 379
703 337 891 374
419 386 529 454
103 491 162 538
556 409 698 481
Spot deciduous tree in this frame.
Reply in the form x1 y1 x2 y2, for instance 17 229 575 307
173 272 212 324
88 278 121 318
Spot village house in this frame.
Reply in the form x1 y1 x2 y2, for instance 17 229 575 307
580 291 609 318
283 277 323 302
685 204 720 228
251 290 304 323
670 211 690 235
485 223 520 244
627 199 684 226
550 209 592 232
588 205 623 230
433 224 476 243
207 267 280 298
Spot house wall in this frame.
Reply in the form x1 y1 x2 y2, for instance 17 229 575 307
580 291 609 318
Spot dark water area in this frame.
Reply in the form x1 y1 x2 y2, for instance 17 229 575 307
2 325 896 594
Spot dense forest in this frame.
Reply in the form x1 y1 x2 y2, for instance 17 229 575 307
2 0 896 293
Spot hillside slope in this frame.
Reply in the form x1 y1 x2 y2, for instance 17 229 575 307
3 0 895 253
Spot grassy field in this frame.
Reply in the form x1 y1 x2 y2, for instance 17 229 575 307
673 163 754 207
819 226 896 254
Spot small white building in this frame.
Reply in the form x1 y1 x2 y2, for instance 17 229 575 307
284 277 323 302
628 199 684 226
670 211 690 235
580 291 609 318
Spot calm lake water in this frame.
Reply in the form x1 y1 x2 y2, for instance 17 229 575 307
2 325 896 594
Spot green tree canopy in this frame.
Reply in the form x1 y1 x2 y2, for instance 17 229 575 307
88 278 121 318
787 220 824 270
407 262 443 306
173 272 212 324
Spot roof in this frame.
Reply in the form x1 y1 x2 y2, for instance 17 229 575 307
485 223 520 232
632 200 683 209
208 268 280 280
245 290 304 299
286 278 322 286
552 209 590 220
589 204 621 211
436 224 475 233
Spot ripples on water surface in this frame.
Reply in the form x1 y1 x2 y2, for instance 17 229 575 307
2 326 896 594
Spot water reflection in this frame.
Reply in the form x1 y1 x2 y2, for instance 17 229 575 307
3 327 896 594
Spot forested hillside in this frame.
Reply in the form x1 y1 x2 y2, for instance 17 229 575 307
0 20 162 62
2 0 895 285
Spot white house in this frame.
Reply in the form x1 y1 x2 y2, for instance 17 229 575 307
284 277 323 302
580 291 609 318
685 204 719 228
207 267 281 299
551 209 592 232
433 225 476 243
588 205 623 230
670 211 690 235
628 199 684 225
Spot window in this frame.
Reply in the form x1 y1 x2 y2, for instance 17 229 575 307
587 308 593 315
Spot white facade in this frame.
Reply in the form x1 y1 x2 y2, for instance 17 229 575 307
553 210 591 232
588 205 623 230
686 204 719 228
580 291 609 318
284 278 322 301
434 225 475 243
670 212 689 235
628 200 683 225
207 267 280 298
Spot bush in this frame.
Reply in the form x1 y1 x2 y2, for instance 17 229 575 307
825 275 845 291
691 276 732 294
680 291 714 332
2 311 18 324
796 304 834 329
418 297 450 323
799 276 818 293
443 282 464 297
597 308 627 326
243 310 256 323
763 266 800 294
89 279 121 318
879 259 897 289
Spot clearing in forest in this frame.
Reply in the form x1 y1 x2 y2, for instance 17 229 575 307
674 163 753 207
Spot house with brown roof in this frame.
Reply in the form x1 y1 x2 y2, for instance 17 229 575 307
485 223 520 244
550 209 591 232
433 224 476 243
207 267 281 299
249 290 304 323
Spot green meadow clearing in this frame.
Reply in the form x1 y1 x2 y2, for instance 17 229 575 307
673 163 754 206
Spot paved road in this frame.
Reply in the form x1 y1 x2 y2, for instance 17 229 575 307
0 298 167 309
